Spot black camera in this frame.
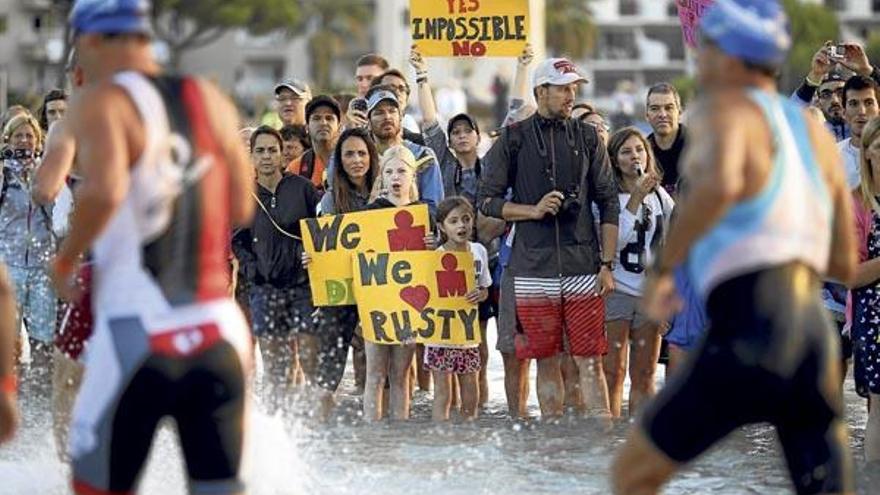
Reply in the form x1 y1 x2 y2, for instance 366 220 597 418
1 148 35 160
559 184 581 218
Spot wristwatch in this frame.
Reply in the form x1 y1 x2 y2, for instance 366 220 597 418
600 259 614 271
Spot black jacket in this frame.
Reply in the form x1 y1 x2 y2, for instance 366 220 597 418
232 174 318 288
478 113 619 277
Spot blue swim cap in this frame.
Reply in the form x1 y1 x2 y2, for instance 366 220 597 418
70 0 152 36
699 0 791 67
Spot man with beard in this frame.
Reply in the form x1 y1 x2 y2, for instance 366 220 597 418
479 58 619 419
369 69 426 145
365 86 442 214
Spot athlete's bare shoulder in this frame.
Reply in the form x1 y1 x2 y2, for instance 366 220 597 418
681 90 767 200
68 80 143 165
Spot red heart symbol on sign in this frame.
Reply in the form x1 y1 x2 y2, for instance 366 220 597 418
399 285 430 312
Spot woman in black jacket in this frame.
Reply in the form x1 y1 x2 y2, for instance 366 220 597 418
232 126 318 412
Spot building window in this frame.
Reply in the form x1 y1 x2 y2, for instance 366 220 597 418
620 0 638 16
825 0 845 11
873 0 880 13
667 2 679 18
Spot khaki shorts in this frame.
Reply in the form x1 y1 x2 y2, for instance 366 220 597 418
604 290 651 328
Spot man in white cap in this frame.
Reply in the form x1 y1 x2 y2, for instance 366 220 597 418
274 78 312 127
479 57 619 420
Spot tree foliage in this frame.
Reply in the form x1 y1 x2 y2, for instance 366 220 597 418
152 0 301 68
301 0 372 91
545 0 596 59
779 0 839 93
866 32 880 71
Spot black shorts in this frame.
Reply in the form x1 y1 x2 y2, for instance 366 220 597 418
71 309 248 494
312 306 359 391
641 263 853 495
478 285 499 321
249 283 315 337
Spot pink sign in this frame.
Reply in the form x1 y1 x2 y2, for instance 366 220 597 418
676 0 714 48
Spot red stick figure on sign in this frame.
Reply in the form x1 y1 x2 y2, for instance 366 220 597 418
435 253 467 297
387 210 426 251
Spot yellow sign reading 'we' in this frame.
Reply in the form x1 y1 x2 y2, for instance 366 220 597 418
410 0 529 57
352 251 480 346
300 205 431 306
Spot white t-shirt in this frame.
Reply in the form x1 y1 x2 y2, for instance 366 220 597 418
434 242 491 348
598 189 675 297
838 138 861 191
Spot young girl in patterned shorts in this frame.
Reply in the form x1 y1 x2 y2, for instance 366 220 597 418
427 197 491 421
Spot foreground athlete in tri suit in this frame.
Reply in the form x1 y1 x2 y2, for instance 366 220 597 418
611 1 858 495
0 263 19 445
48 1 255 494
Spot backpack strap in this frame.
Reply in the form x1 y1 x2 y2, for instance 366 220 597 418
504 121 524 187
299 150 316 182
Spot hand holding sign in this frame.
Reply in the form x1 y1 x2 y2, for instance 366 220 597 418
411 0 530 58
300 205 431 306
517 43 534 67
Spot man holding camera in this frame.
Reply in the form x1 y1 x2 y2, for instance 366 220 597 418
792 41 878 141
479 58 619 419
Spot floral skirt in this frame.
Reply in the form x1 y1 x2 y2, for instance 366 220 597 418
423 346 481 374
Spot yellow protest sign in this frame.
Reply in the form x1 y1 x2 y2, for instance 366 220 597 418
300 205 431 306
410 0 529 57
352 250 480 346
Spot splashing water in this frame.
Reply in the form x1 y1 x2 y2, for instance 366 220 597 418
0 322 873 495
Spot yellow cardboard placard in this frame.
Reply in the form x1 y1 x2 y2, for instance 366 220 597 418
300 205 431 306
410 0 529 57
352 250 480 345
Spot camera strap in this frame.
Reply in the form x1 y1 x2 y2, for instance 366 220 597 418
0 167 10 211
251 190 302 241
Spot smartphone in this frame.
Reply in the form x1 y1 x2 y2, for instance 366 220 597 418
349 97 367 114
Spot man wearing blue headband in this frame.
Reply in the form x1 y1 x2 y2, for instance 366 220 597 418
612 1 857 494
50 1 255 494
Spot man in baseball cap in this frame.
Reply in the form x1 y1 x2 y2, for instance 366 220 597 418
530 58 589 119
532 58 589 89
612 1 857 493
366 87 399 116
274 78 312 127
479 53 619 422
288 95 342 191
